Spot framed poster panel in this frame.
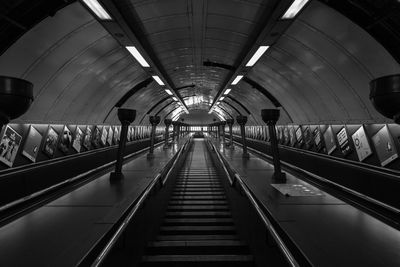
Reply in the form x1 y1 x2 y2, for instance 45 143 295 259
289 126 296 146
101 126 108 146
323 126 337 155
336 127 351 156
372 125 398 166
295 126 304 147
351 126 372 162
58 126 72 154
22 125 43 162
92 126 102 148
83 126 92 150
313 127 323 151
303 126 312 149
0 125 22 167
107 126 114 146
283 127 289 145
113 126 119 144
43 126 59 158
72 127 83 152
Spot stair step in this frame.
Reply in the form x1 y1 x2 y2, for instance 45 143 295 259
142 254 254 265
167 205 229 211
166 211 232 218
160 225 236 234
169 200 228 205
171 196 226 200
172 192 225 196
157 235 239 241
173 188 223 192
163 218 233 225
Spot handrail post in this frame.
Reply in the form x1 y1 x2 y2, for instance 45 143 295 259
110 108 136 181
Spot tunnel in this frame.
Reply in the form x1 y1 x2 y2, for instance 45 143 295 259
0 0 399 266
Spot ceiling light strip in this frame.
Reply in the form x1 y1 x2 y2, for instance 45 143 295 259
126 46 150 67
246 46 270 67
82 0 112 20
281 0 310 19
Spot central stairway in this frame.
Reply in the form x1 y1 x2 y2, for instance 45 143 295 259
141 140 254 266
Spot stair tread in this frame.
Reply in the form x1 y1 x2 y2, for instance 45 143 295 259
161 226 235 231
171 196 226 200
167 205 229 210
169 201 228 205
157 235 239 241
149 240 246 247
166 211 231 217
142 254 254 262
164 218 233 224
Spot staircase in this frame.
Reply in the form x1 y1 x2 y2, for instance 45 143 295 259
141 140 254 266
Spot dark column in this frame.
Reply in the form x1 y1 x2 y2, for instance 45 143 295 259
172 122 177 142
148 115 160 158
236 115 249 158
226 119 234 148
163 118 172 148
0 76 34 130
261 109 286 182
110 108 136 180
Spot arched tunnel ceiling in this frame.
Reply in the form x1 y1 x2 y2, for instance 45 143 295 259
179 110 219 125
0 0 399 126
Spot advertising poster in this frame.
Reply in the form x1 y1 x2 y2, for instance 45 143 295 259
107 127 114 146
0 126 22 167
352 126 372 162
22 125 43 162
313 127 323 151
372 125 398 166
323 126 337 155
295 126 304 147
303 126 312 149
289 126 296 146
43 127 59 158
91 126 102 148
101 126 108 146
113 126 119 144
283 127 289 145
83 126 92 150
336 127 351 156
58 126 72 154
72 127 83 152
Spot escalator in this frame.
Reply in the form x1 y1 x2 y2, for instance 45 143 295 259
141 139 254 266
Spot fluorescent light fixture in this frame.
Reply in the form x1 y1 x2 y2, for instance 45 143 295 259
246 46 269 67
224 88 231 95
281 0 309 19
173 97 178 101
82 0 112 20
231 75 243 85
126 46 150 67
152 75 165 85
216 102 220 105
219 96 225 101
165 89 173 95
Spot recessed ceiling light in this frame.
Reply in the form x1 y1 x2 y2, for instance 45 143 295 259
281 0 310 19
216 102 220 105
173 97 178 101
82 0 112 20
246 46 269 67
152 76 165 86
126 46 150 67
224 89 231 95
220 96 225 101
165 89 173 95
231 75 243 85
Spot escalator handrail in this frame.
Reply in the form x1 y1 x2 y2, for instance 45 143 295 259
208 138 302 267
90 137 191 267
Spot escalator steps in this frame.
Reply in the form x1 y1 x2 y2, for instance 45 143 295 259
141 142 254 266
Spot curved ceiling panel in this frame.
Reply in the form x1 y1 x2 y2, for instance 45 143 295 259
247 1 400 125
179 110 219 125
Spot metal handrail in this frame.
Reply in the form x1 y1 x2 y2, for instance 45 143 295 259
206 138 234 186
208 137 301 267
90 137 190 267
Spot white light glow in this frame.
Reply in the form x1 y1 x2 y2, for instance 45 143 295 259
82 0 112 20
219 96 225 101
231 75 243 85
126 46 150 67
246 46 269 67
152 76 165 85
224 88 231 95
216 102 220 105
165 89 173 95
281 0 310 19
173 97 178 101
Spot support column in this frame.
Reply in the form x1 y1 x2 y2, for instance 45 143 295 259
110 108 136 180
236 115 249 158
221 121 226 144
148 115 160 158
164 119 172 149
261 109 286 182
226 119 234 148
